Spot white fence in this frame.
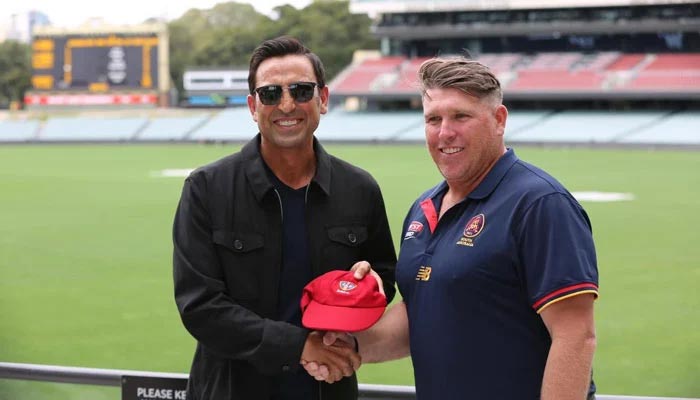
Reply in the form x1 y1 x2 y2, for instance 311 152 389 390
0 362 696 400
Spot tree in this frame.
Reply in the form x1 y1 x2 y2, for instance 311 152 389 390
167 0 379 94
0 40 31 108
266 1 379 79
168 2 273 94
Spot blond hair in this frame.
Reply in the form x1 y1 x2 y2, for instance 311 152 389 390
418 57 502 104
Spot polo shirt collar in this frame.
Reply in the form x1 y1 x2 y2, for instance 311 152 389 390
242 134 332 202
425 148 518 202
469 148 518 200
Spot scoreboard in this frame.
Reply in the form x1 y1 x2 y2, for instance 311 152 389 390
31 32 159 92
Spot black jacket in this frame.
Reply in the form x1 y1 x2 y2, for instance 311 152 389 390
173 135 397 400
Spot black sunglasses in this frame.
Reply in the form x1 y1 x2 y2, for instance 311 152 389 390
254 81 320 106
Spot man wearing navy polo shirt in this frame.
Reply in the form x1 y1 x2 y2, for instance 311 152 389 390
309 56 598 400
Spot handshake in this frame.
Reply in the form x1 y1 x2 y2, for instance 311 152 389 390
298 264 386 383
300 330 361 383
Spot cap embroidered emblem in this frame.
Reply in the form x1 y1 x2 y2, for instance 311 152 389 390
338 280 357 292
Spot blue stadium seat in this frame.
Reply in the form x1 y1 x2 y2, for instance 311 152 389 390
509 111 667 143
317 109 423 141
616 111 700 145
41 117 147 141
187 108 256 141
0 120 40 142
137 115 209 141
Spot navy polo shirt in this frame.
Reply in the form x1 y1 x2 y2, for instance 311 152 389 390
396 149 598 400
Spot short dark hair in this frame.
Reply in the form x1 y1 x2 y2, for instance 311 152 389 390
418 57 502 104
248 36 326 94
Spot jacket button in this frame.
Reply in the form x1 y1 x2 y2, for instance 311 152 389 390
233 240 243 250
348 233 357 244
282 365 290 372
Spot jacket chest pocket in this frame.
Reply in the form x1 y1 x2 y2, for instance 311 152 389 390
322 225 368 270
213 230 264 301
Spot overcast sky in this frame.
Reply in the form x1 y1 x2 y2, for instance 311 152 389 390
1 0 313 27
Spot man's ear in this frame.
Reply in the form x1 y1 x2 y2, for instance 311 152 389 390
319 85 330 115
247 94 258 122
494 104 508 137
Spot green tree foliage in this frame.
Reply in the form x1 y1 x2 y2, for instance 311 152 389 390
0 40 31 107
168 0 378 94
265 1 379 79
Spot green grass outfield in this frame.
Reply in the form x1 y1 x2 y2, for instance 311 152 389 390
0 144 698 399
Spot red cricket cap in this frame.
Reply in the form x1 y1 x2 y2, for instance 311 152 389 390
300 270 387 332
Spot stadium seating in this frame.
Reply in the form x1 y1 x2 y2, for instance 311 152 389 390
1 107 695 147
572 52 620 71
390 57 431 93
503 111 553 139
187 108 257 142
507 110 667 143
0 120 40 142
604 54 647 71
2 50 696 147
386 110 554 141
523 52 582 70
330 52 700 95
40 117 148 141
616 111 700 144
506 52 609 91
620 54 700 91
331 56 406 94
316 108 423 141
475 53 524 73
644 54 700 70
136 115 210 141
508 70 606 91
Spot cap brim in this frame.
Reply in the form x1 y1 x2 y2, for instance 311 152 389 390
302 301 385 332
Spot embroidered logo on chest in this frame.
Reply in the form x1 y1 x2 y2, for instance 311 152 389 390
456 214 485 247
415 266 432 281
404 220 424 240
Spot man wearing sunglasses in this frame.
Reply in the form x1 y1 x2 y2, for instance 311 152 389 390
173 36 397 400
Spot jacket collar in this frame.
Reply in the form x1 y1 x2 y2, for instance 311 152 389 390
242 134 332 202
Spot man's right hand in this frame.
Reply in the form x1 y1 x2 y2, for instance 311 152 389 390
350 261 384 296
300 331 360 383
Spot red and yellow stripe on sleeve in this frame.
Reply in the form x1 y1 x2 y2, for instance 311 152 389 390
533 282 599 314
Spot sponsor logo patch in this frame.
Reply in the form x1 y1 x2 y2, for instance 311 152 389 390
404 220 424 240
457 214 485 247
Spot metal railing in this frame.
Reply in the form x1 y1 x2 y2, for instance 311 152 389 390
0 362 695 400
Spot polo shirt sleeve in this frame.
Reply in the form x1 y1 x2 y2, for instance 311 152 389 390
515 192 599 314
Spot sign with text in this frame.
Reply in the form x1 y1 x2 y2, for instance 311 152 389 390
121 375 187 400
32 33 159 91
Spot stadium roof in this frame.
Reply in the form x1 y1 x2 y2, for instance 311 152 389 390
350 0 699 14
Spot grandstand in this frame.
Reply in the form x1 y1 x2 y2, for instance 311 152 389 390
322 0 700 146
336 0 700 104
1 0 698 147
1 107 698 146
